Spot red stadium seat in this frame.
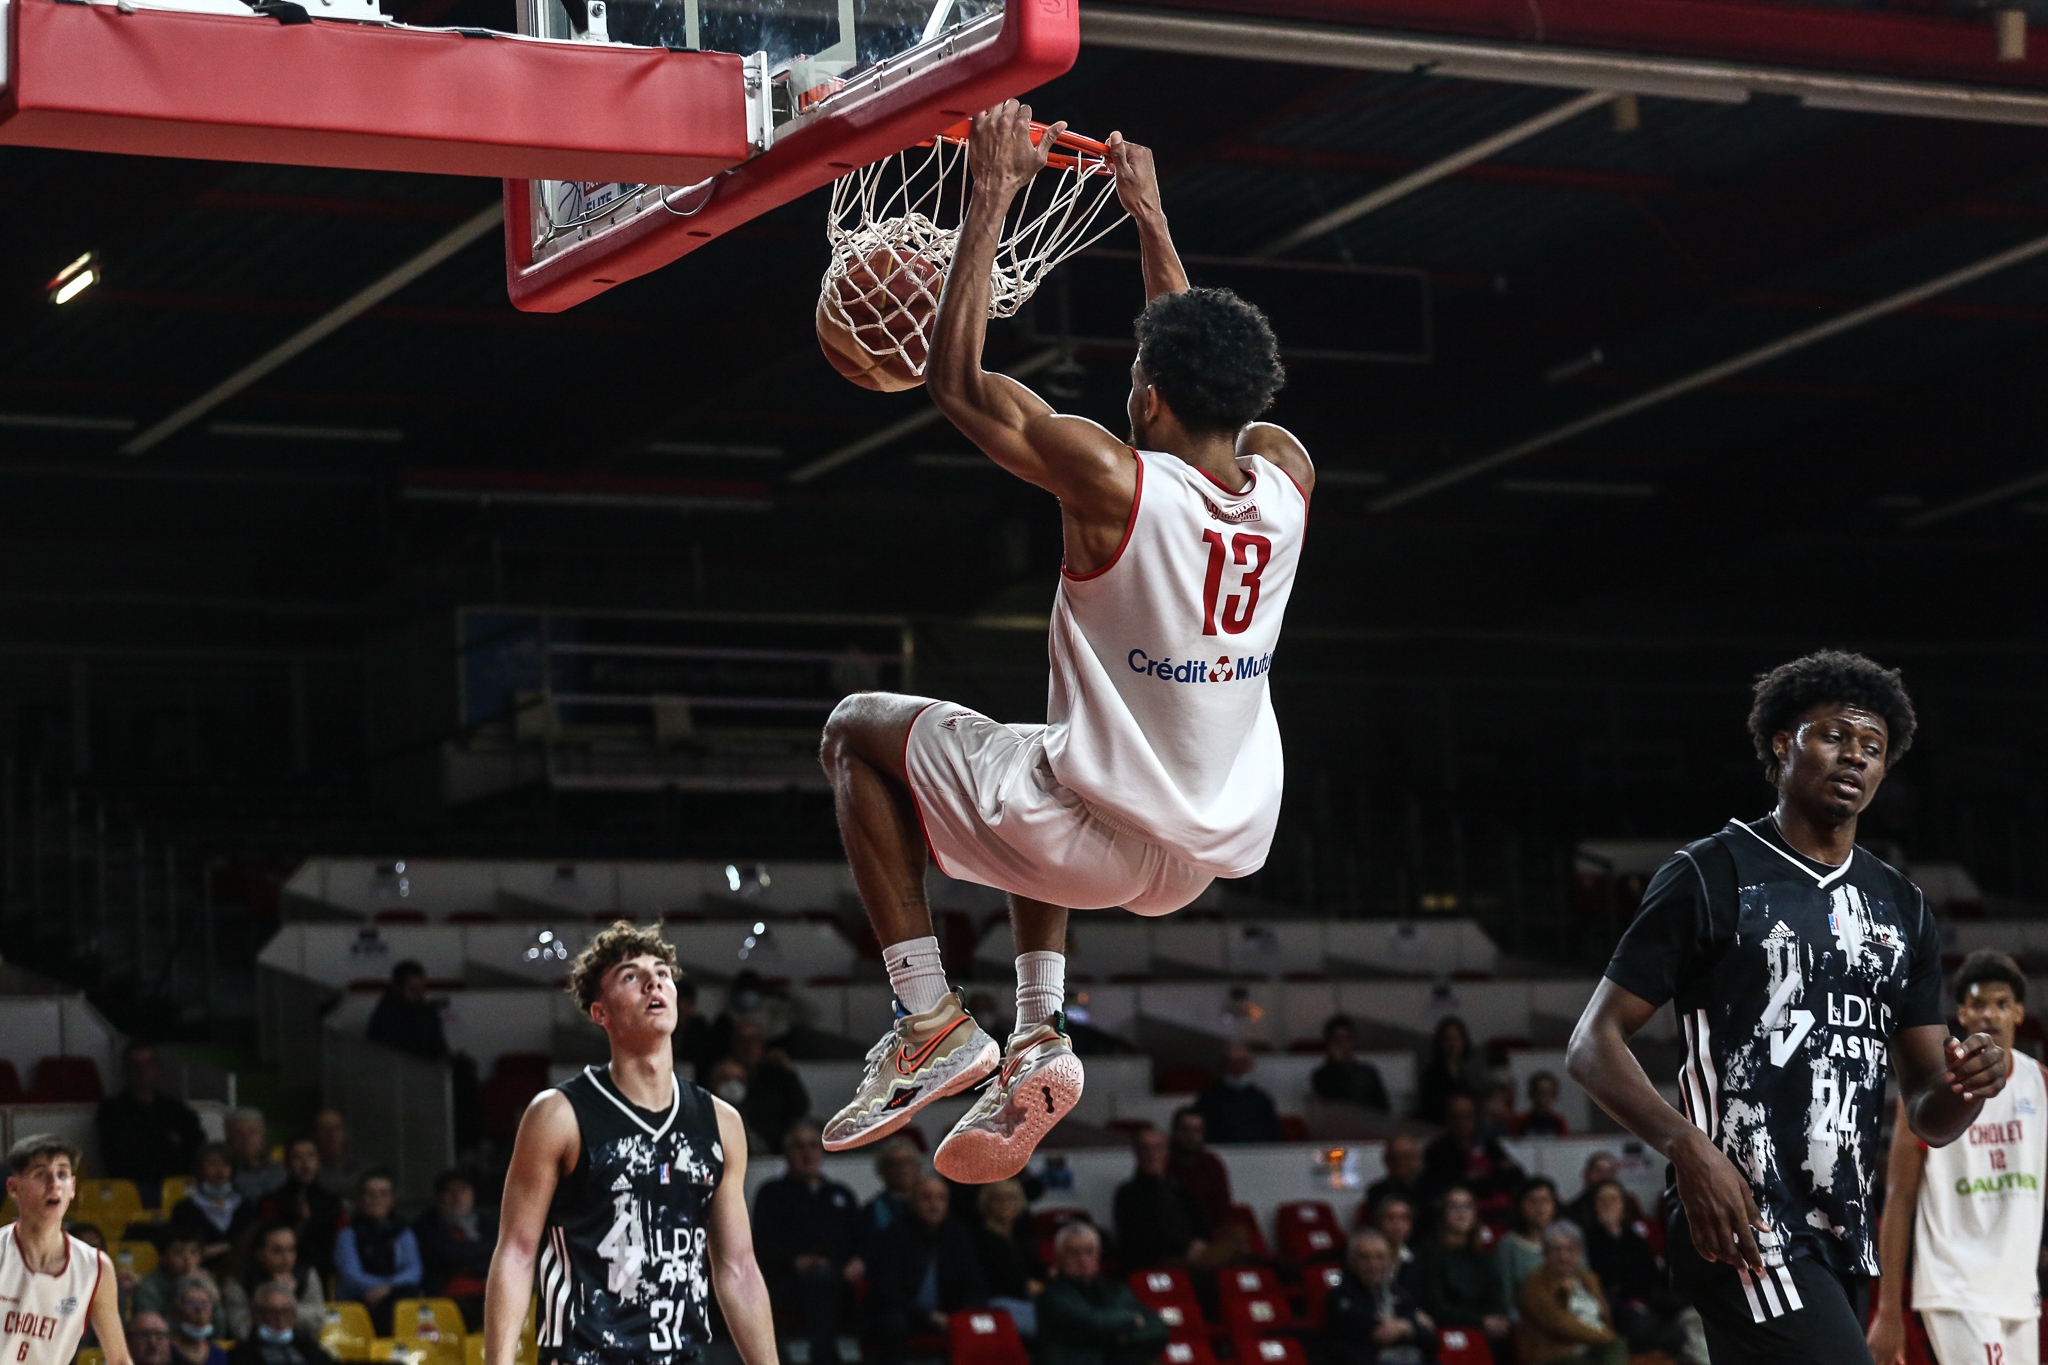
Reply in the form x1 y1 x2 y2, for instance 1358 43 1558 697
1220 1265 1282 1299
32 1055 103 1102
1224 1204 1271 1260
373 909 428 924
949 1309 1027 1365
1279 1115 1311 1141
1276 1201 1344 1265
1236 1338 1308 1365
1163 1338 1219 1365
0 1061 24 1105
1223 1293 1295 1337
1129 1269 1210 1331
1437 1328 1495 1365
447 910 498 924
1301 1263 1347 1327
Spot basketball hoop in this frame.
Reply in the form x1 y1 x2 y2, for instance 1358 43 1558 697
816 120 1128 391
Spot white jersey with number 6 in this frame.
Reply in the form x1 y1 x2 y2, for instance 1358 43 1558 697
1043 447 1306 878
1913 1055 2047 1321
0 1226 102 1365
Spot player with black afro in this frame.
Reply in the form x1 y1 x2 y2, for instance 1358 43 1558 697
1131 285 1286 434
1570 649 2007 1365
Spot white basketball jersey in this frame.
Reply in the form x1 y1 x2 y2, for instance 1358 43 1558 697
1043 447 1306 877
0 1226 102 1365
1912 1056 2048 1319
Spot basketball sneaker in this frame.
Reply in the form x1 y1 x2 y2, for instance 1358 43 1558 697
821 990 1000 1152
933 1013 1083 1183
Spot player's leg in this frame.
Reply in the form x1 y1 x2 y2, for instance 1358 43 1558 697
1667 1213 1875 1365
2000 1317 2037 1365
934 895 1086 1183
1921 1311 2012 1365
819 693 999 1152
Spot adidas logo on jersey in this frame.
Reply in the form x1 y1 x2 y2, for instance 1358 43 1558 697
612 1174 632 1192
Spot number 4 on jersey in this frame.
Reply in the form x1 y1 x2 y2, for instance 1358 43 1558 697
1201 530 1272 636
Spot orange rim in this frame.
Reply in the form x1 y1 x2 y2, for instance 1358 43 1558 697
926 119 1113 172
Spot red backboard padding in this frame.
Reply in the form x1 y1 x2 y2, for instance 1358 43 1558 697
0 0 751 183
503 0 1080 312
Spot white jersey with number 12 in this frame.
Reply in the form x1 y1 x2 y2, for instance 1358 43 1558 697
0 1227 101 1365
1913 1055 2048 1320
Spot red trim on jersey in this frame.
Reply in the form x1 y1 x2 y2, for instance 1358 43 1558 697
9 1223 70 1277
1062 450 1145 582
87 1246 104 1319
1278 464 1311 507
1196 463 1254 497
901 701 946 873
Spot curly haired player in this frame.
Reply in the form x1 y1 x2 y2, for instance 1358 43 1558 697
1568 650 2009 1365
817 102 1314 1183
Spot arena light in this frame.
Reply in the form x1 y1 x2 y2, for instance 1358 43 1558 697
46 251 100 305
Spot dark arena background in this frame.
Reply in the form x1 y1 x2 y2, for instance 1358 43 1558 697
2 0 2046 1362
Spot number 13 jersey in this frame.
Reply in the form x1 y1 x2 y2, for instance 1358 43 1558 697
1044 447 1307 879
538 1066 724 1365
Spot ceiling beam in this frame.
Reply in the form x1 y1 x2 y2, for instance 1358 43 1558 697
786 348 1066 484
1218 143 1678 197
1373 225 2048 510
1903 467 2048 528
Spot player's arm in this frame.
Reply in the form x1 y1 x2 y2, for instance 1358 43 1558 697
706 1098 778 1365
90 1249 133 1365
484 1091 576 1365
1567 979 1769 1270
1895 1023 2006 1145
925 102 1135 514
1867 1098 1927 1365
1105 133 1186 302
1239 421 1314 500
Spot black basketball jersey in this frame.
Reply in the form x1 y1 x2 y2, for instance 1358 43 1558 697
538 1065 725 1365
1604 816 1945 1278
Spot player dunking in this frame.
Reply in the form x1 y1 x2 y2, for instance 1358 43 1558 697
1568 651 2010 1365
485 923 776 1365
819 101 1312 1182
1 1135 130 1365
1869 951 2044 1365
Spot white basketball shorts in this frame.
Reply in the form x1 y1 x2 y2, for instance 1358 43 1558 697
902 701 1212 916
1921 1310 2039 1365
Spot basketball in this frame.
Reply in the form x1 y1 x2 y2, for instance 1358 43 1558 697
817 245 945 391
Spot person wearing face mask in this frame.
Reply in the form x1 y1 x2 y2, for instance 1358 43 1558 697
224 1225 326 1340
170 1144 258 1274
723 1020 811 1154
169 1274 230 1365
1194 1042 1284 1144
702 1060 770 1154
226 1282 339 1365
135 1233 223 1333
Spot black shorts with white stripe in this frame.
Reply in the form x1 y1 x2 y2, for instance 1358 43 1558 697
1666 1211 1874 1365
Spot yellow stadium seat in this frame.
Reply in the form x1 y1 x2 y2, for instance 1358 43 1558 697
74 1180 144 1237
157 1178 189 1217
114 1241 159 1278
370 1339 427 1365
321 1303 376 1362
76 1349 104 1365
393 1299 464 1365
461 1322 536 1365
1 1198 17 1224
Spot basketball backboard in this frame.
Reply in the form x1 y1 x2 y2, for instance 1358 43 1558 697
503 0 1078 312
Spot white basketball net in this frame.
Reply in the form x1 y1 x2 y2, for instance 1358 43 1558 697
820 129 1128 381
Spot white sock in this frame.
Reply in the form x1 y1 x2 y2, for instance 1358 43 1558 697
1015 950 1066 1031
884 935 951 1016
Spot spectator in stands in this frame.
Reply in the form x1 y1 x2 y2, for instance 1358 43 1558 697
226 1281 339 1365
224 1225 326 1340
1415 1186 1510 1351
753 1120 862 1365
1114 1126 1221 1271
171 1143 260 1274
1415 1017 1477 1125
332 1170 421 1335
863 1175 986 1365
311 1110 364 1205
258 1139 344 1279
711 969 809 1056
1580 1180 1696 1362
1324 1229 1435 1365
859 1139 924 1248
702 1060 770 1153
1037 1222 1166 1365
672 977 716 1079
723 1019 811 1154
135 1232 220 1329
1364 1135 1427 1221
130 1311 175 1365
1514 1222 1626 1365
1371 1195 1423 1299
1476 1082 1517 1143
1313 1016 1392 1112
97 1040 206 1207
226 1109 287 1202
1166 1108 1235 1235
969 1179 1043 1337
367 961 448 1061
1561 1152 1619 1232
169 1273 230 1365
1517 1073 1570 1137
1496 1176 1560 1320
1195 1042 1285 1144
414 1170 495 1328
1422 1094 1523 1211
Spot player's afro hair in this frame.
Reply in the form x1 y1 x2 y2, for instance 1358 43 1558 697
1953 949 2027 1006
1133 287 1286 434
1747 649 1917 782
